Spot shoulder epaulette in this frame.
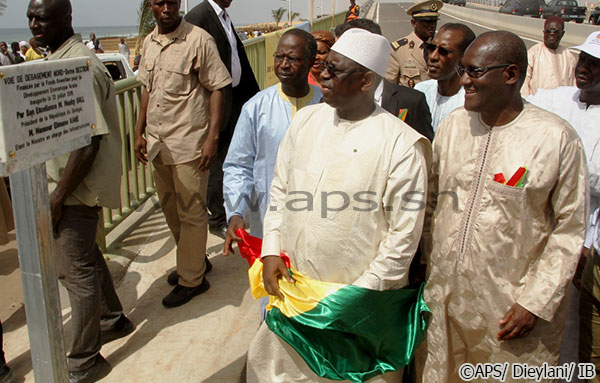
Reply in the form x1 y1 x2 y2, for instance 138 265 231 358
391 38 408 51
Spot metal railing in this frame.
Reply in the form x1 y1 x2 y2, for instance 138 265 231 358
243 10 347 90
97 76 155 252
98 12 348 249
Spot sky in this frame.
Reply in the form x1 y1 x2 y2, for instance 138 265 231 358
0 0 350 29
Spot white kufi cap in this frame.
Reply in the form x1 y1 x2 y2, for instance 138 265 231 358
571 31 600 60
331 28 391 78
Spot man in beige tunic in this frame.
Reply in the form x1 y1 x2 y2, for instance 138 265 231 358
385 0 442 88
246 28 432 383
417 31 587 383
520 16 577 97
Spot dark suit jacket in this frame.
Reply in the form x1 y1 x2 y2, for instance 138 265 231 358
381 80 434 142
185 1 260 130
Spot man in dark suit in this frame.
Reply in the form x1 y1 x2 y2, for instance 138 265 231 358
185 0 260 238
381 79 433 141
335 19 434 141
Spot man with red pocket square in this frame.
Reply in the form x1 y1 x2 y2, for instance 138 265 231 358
417 31 588 382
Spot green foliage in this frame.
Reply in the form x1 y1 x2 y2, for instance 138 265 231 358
290 11 300 22
272 7 286 24
136 0 156 54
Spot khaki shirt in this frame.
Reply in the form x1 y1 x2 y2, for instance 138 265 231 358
138 20 232 165
46 34 122 209
385 31 430 88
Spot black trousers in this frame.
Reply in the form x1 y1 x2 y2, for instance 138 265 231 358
207 88 245 229
0 320 5 368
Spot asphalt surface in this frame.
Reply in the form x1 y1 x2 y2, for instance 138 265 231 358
377 1 540 48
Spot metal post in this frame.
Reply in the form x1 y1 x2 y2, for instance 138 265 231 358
288 0 292 25
9 164 68 383
184 0 188 13
310 0 315 28
332 0 336 28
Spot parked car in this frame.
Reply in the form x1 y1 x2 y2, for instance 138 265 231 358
97 53 135 82
449 0 466 6
590 6 600 24
540 0 586 22
499 0 545 16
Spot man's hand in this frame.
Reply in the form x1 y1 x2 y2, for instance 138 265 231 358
223 215 245 257
497 303 538 341
573 247 590 290
134 134 148 164
49 191 64 231
197 136 218 171
263 256 294 300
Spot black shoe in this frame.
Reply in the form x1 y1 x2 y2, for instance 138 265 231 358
69 354 111 383
101 314 135 345
162 278 210 308
0 364 13 383
209 226 227 239
167 256 212 286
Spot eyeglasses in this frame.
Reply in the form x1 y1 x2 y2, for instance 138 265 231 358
319 61 363 79
543 28 562 34
273 53 301 65
423 42 455 57
456 64 511 78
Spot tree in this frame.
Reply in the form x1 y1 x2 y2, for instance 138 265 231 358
290 11 300 22
272 7 286 24
136 0 156 54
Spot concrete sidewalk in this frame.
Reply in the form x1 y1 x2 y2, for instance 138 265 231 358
1 197 260 383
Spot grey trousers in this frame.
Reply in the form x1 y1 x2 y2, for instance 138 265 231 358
55 205 123 371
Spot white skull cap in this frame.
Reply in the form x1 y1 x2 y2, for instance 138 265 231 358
331 28 391 78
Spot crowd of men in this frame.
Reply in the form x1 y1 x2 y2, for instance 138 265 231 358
1 0 600 382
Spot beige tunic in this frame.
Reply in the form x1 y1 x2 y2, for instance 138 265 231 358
385 31 430 88
521 42 577 97
417 104 587 383
247 103 432 383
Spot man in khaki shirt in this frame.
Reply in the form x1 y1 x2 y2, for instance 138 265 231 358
27 0 133 381
135 0 232 308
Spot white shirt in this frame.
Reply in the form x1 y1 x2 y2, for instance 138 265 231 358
374 81 384 107
86 40 102 50
0 52 14 66
414 79 465 132
527 87 600 249
208 0 242 87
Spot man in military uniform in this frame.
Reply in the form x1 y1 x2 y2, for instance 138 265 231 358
385 0 442 88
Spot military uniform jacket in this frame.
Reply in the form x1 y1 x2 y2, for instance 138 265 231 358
385 31 430 88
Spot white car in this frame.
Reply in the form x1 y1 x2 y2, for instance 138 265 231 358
97 53 135 82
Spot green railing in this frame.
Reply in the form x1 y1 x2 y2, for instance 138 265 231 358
97 76 154 252
99 12 348 249
243 10 347 90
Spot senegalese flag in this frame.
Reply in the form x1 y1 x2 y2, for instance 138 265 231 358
236 229 430 383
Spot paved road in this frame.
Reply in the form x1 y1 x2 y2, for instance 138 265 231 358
377 1 540 48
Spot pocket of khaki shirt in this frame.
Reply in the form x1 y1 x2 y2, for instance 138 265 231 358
163 55 193 95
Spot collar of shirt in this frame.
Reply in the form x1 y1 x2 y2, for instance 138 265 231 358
208 0 227 20
374 80 384 106
150 18 188 47
277 83 316 118
47 34 83 59
573 89 600 111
